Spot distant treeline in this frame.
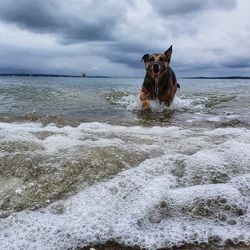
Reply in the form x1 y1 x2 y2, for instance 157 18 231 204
183 76 250 79
0 74 112 78
0 74 250 79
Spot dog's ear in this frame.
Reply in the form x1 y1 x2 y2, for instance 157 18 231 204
164 45 172 63
141 54 149 62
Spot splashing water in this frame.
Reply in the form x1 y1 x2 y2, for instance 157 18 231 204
0 122 250 249
0 77 250 249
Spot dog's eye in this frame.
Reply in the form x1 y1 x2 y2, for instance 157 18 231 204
159 57 164 61
149 57 155 62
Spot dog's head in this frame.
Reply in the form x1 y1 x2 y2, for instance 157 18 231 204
141 45 172 78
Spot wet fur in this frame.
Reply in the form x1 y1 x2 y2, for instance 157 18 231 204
140 45 179 111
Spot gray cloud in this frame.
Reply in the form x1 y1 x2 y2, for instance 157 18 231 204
106 53 142 69
151 0 236 16
0 1 62 31
100 42 153 69
0 0 249 76
0 44 63 74
222 57 250 69
0 0 128 43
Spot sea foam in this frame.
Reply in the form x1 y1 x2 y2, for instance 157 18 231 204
106 90 208 113
0 122 249 249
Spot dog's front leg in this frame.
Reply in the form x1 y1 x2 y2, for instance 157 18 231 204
161 88 171 106
140 87 151 111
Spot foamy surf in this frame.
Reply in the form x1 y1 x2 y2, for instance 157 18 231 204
0 121 249 249
105 90 210 113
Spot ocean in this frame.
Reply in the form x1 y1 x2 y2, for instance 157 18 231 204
0 76 249 249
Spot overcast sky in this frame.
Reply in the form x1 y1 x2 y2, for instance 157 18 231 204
0 0 249 77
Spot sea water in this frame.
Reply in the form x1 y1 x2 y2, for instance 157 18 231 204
0 76 249 249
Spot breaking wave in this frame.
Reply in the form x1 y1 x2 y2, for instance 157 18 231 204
0 121 249 249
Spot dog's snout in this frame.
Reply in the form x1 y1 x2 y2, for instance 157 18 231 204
153 63 160 72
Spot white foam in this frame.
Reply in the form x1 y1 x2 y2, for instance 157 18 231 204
117 94 141 111
107 92 207 113
43 134 84 152
172 96 196 110
0 122 249 249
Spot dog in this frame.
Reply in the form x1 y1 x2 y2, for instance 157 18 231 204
140 45 180 111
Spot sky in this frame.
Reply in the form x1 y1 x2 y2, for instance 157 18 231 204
0 0 249 77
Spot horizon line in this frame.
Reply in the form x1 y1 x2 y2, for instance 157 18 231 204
0 73 250 79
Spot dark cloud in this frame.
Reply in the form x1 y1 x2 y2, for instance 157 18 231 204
151 0 236 16
222 57 250 68
101 41 178 69
100 42 152 68
0 44 60 74
0 0 128 43
106 53 142 69
0 1 61 31
0 0 249 76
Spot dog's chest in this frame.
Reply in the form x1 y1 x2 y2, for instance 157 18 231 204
150 78 166 100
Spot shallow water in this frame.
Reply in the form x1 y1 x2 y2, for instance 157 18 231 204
0 76 250 249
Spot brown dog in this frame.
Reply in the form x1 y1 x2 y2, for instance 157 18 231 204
140 45 180 111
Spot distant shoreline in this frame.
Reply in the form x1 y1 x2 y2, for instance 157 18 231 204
0 73 250 79
0 73 111 78
183 76 250 79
